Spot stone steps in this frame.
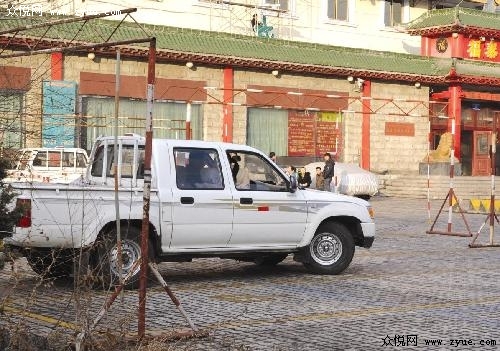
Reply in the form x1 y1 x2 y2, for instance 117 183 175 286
379 175 499 201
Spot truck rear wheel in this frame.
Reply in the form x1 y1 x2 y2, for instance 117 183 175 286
303 222 355 275
91 226 154 290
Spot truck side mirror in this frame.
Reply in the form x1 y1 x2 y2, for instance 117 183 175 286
289 175 298 193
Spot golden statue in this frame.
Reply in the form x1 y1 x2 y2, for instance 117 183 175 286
424 132 456 162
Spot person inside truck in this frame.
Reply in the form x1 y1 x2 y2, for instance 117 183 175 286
235 165 251 190
228 153 240 182
199 154 223 188
185 151 223 189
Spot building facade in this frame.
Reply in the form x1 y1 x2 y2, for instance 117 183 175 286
0 3 499 175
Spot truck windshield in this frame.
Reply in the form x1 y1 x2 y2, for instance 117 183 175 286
91 144 145 179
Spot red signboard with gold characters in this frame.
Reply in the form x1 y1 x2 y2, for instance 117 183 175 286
465 37 499 62
425 36 500 63
288 111 343 157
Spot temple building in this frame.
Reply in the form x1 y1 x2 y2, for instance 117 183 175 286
408 7 500 176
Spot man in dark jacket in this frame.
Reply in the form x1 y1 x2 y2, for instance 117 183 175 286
322 152 335 191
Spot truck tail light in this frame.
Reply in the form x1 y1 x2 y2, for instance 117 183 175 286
16 198 32 228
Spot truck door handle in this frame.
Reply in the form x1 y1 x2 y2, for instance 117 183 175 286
240 197 253 205
180 197 194 205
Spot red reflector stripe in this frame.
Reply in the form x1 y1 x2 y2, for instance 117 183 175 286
257 206 269 212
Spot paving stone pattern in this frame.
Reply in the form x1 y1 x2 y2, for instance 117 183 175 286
1 197 500 350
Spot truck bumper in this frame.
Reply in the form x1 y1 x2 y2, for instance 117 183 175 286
361 222 375 248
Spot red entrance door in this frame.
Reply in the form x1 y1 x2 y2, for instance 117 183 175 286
472 131 491 176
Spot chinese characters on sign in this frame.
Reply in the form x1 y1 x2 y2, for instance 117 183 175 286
287 111 342 156
436 37 448 53
288 111 315 156
468 39 481 58
384 122 415 137
485 41 498 59
467 38 499 61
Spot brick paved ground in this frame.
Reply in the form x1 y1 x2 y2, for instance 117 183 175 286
1 196 500 350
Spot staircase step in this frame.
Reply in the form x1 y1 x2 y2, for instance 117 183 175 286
379 175 500 200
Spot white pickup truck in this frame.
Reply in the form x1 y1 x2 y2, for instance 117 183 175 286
4 134 375 288
4 147 89 184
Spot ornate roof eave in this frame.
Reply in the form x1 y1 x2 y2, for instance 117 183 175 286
153 49 449 85
407 25 500 38
2 35 498 87
446 75 500 85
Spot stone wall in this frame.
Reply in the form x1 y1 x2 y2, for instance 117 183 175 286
342 110 362 164
369 82 430 173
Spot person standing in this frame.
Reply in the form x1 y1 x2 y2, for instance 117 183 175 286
298 168 312 188
322 153 335 192
286 165 297 178
315 166 324 190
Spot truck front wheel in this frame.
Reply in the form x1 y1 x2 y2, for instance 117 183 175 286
303 222 355 275
91 226 153 290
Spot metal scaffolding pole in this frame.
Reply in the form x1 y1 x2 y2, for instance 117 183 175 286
138 37 156 339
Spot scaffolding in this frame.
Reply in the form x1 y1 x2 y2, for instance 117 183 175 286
206 0 294 40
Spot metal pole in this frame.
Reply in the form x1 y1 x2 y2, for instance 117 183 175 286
490 115 497 245
75 259 140 351
138 38 156 339
114 49 122 287
447 118 455 233
427 120 431 224
0 38 152 59
186 102 192 140
149 262 198 332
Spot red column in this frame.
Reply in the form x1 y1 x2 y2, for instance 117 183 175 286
448 84 462 160
361 80 371 170
450 33 465 59
51 52 63 80
223 67 234 142
421 37 429 56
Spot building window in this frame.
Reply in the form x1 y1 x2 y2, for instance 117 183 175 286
82 97 203 150
247 108 288 158
0 92 24 151
384 0 403 26
263 0 290 11
327 0 349 21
